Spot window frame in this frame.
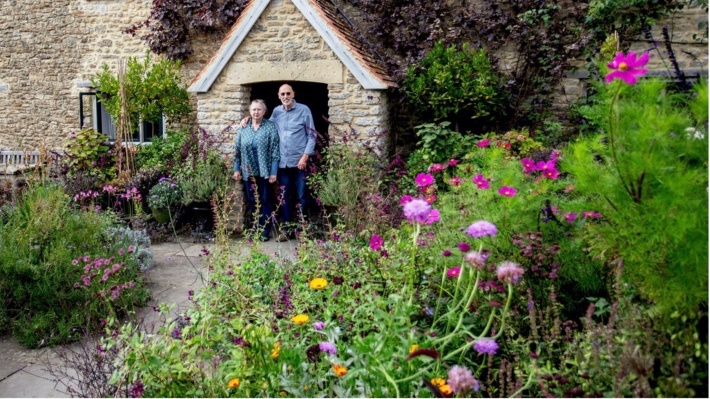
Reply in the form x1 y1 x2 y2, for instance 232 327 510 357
79 92 166 144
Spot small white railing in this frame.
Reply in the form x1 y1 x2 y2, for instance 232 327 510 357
0 150 41 166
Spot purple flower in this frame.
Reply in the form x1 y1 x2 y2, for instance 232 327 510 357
369 234 384 251
441 249 452 257
403 198 439 225
542 168 560 180
457 241 471 252
447 365 479 394
465 220 498 239
498 186 517 197
446 267 461 278
564 212 577 223
472 174 490 189
521 158 537 173
465 251 487 269
414 173 435 187
127 245 136 254
473 338 499 355
428 163 445 173
400 195 413 205
129 379 144 398
313 321 325 331
582 211 602 219
496 261 524 284
606 51 649 85
424 208 440 225
319 341 337 355
477 139 491 148
172 328 181 339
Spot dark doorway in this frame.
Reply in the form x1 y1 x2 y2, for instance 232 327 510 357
250 81 330 144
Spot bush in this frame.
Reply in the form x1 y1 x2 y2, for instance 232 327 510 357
147 178 183 210
62 128 116 183
134 129 189 172
0 183 148 347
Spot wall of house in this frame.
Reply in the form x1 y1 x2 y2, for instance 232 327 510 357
193 0 390 150
0 0 221 151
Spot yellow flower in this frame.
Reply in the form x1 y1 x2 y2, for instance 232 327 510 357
262 381 269 388
409 344 419 354
271 342 280 358
291 314 309 325
333 364 347 377
309 277 328 290
439 384 453 397
228 378 240 388
431 377 446 388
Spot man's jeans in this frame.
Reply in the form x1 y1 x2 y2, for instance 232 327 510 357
278 167 308 230
244 176 273 239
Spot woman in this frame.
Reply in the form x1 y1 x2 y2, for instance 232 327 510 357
233 99 280 241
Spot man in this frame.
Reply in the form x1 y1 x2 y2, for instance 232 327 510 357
241 84 316 241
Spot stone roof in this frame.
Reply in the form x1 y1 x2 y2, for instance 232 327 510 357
189 0 396 92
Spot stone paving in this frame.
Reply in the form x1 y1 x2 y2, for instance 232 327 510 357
0 238 299 398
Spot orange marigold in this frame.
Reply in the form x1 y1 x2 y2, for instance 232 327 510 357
333 364 347 377
228 378 240 388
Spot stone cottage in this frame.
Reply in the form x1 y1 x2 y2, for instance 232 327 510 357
0 0 706 154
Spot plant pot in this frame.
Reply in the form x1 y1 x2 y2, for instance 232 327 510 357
151 207 172 224
187 202 214 232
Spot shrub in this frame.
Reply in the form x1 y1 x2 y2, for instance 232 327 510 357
0 183 148 347
62 128 116 183
147 178 183 210
178 150 230 205
134 129 189 172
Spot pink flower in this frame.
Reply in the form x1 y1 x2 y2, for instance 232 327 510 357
128 245 136 254
564 212 577 223
457 242 471 252
472 174 490 190
606 51 649 85
521 158 537 173
447 267 461 278
442 249 452 257
313 321 325 331
581 211 602 219
118 249 125 256
400 195 413 205
465 251 487 269
448 176 462 187
72 259 79 266
496 261 524 284
423 209 440 225
448 159 459 167
415 173 435 187
541 168 559 180
428 163 445 173
498 186 517 197
447 365 479 394
369 234 384 251
424 194 437 204
477 139 491 148
403 198 439 225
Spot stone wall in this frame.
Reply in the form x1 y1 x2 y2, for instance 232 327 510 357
194 0 390 151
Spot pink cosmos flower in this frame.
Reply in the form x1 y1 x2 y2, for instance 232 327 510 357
477 139 491 148
466 220 497 238
423 209 440 225
498 186 517 197
496 261 524 284
541 168 559 180
428 164 445 173
400 195 413 205
448 176 462 187
448 159 460 167
521 158 536 173
447 267 461 278
564 212 577 223
369 234 384 251
581 211 602 219
606 51 649 85
415 173 435 187
425 194 437 204
472 174 490 189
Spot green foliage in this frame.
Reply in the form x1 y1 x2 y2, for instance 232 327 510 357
91 53 191 130
178 151 230 205
585 0 684 46
63 128 116 182
568 78 708 315
0 184 148 347
407 121 476 168
403 42 504 129
147 179 183 210
134 129 189 172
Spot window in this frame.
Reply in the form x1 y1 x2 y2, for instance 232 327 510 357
79 92 164 143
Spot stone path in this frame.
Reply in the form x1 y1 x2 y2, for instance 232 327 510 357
0 238 299 398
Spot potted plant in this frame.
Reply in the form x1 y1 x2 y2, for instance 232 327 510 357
147 178 183 223
178 152 230 231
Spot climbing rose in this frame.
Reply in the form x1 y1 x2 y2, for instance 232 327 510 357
606 51 649 85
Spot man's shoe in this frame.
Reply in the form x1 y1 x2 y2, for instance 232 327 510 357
276 232 289 242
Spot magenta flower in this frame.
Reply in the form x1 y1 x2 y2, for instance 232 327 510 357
369 234 384 251
448 176 462 187
477 139 491 148
319 341 337 355
447 365 479 394
466 220 497 238
428 163 445 173
496 261 524 284
442 249 452 257
472 174 490 189
448 159 460 167
447 267 461 278
423 208 440 225
521 158 536 173
541 168 559 180
498 186 517 197
581 211 602 219
400 195 413 205
536 160 556 171
415 173 435 187
457 241 471 252
564 212 577 223
606 51 649 85
473 338 499 355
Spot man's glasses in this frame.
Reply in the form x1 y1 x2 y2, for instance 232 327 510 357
279 92 292 96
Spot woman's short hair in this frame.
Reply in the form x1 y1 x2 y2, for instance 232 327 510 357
251 99 268 113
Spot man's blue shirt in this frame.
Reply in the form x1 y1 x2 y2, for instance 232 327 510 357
270 100 316 168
